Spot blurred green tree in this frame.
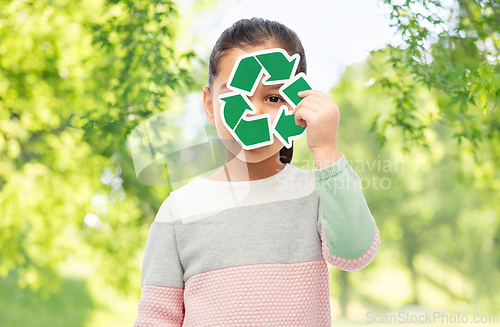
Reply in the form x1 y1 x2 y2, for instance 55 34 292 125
373 0 499 151
372 0 499 218
323 0 500 315
0 0 199 296
370 0 500 310
327 47 499 316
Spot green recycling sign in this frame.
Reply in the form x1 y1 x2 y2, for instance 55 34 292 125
218 48 312 150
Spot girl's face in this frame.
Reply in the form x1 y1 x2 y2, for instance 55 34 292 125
203 44 293 164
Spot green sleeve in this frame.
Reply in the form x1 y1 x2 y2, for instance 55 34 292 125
313 153 377 260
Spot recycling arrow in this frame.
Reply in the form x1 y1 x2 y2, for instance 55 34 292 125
218 93 249 130
228 56 262 94
219 93 273 149
272 105 307 148
220 48 312 150
256 51 298 83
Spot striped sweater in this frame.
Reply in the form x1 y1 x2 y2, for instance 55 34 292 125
134 153 381 326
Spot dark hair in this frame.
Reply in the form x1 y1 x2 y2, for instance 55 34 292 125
208 17 306 165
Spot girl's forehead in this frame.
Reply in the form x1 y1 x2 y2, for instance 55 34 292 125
224 44 279 63
216 52 241 81
220 48 247 67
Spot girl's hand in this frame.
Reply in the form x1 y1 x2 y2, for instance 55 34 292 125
292 90 342 168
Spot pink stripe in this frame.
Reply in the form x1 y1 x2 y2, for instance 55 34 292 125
182 260 332 326
321 225 380 271
134 285 185 327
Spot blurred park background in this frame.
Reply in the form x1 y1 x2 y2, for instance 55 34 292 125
1 0 499 326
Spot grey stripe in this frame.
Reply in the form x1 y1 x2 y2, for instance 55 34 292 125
175 190 323 282
141 222 185 288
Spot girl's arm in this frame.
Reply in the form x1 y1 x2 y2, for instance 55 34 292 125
134 197 185 326
314 153 381 271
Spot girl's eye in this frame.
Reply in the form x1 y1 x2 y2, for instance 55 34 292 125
266 96 284 103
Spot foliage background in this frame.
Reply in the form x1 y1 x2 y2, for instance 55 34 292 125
0 0 498 326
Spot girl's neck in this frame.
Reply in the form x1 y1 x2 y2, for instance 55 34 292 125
206 150 287 182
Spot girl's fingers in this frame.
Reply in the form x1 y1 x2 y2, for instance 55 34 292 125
292 97 323 115
294 106 314 126
298 89 330 100
297 90 316 97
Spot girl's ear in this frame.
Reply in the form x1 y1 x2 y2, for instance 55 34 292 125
203 86 216 126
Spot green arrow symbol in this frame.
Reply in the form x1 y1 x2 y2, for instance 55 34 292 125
221 50 311 150
219 92 272 149
219 93 250 130
228 56 263 93
256 50 298 83
273 106 306 149
235 116 272 147
279 73 312 108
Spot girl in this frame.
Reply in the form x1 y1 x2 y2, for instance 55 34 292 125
134 17 380 326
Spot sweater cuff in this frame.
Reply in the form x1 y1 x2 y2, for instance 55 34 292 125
313 153 349 181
